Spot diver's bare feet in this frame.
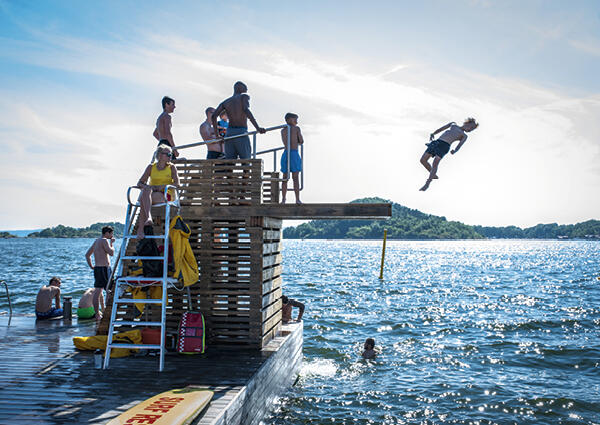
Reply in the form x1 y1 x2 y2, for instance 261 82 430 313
432 175 439 179
295 200 302 205
419 180 431 191
281 197 286 204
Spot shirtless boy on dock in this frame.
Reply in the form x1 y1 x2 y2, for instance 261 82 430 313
419 117 478 192
35 277 63 320
153 96 179 158
280 112 304 204
85 226 115 318
212 81 266 160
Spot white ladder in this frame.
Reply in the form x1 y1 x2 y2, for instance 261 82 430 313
103 185 179 372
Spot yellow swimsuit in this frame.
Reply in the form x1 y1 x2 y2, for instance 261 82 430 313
149 162 175 200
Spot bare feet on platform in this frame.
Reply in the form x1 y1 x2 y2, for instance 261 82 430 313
281 198 286 204
296 200 303 205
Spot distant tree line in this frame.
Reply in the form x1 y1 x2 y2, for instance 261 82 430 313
282 198 600 240
27 222 125 238
0 232 17 238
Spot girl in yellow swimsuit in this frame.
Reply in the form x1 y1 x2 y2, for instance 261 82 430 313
136 145 180 238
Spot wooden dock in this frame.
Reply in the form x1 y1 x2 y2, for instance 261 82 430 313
1 158 390 424
0 314 302 424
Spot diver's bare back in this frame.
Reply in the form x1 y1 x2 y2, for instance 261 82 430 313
221 94 249 127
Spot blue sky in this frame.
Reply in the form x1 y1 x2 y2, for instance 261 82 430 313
1 0 600 229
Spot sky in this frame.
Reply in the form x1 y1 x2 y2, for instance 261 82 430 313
1 0 599 229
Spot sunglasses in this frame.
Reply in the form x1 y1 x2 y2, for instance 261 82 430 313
158 151 172 157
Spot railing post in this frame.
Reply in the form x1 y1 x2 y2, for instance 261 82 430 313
252 134 257 159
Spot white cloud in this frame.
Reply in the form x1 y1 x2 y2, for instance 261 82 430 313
570 38 600 57
0 31 599 229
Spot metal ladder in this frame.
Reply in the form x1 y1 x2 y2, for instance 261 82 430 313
103 184 180 372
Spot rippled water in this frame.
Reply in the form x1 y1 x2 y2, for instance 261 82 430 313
1 239 599 424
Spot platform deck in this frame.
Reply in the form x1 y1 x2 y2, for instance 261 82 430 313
0 314 302 425
186 202 392 219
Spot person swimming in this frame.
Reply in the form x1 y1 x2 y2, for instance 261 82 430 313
361 337 377 359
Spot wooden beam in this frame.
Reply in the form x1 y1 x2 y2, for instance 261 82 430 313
184 203 391 220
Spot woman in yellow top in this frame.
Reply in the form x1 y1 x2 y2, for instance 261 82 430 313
136 145 180 238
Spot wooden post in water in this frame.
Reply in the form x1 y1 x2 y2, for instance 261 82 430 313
379 229 387 280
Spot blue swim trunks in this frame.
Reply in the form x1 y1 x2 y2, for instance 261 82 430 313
36 307 63 320
224 126 251 159
281 149 302 173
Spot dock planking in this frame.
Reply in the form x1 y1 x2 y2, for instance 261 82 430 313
0 314 302 424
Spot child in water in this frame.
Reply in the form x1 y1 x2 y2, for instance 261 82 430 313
419 117 479 191
362 338 377 359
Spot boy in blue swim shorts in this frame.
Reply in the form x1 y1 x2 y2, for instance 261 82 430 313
280 112 304 204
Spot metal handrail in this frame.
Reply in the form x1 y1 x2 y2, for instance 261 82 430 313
1 280 12 316
126 184 181 208
173 123 304 191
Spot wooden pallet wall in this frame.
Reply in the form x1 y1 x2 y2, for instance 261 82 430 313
99 159 283 349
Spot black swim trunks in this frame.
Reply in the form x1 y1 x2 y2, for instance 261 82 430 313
94 266 111 289
425 139 451 158
158 139 170 147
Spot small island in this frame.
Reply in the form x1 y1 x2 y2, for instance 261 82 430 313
26 222 124 238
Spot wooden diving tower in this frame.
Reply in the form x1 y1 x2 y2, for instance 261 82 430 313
98 158 391 349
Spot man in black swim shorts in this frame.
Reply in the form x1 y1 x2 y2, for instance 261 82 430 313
85 226 115 318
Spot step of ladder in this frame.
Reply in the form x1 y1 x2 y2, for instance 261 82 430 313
117 321 162 326
116 276 179 284
110 343 162 350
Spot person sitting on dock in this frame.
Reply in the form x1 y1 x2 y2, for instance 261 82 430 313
281 295 304 324
419 117 479 192
200 107 224 159
85 226 115 318
280 112 304 204
35 277 63 320
212 81 266 160
77 288 102 320
136 145 180 239
361 338 377 359
153 96 179 159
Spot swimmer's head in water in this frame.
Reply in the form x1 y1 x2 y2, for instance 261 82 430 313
463 117 479 132
364 338 375 350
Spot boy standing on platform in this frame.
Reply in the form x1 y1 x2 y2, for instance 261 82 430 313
153 96 179 159
35 277 63 320
200 107 224 159
280 112 304 204
85 226 115 318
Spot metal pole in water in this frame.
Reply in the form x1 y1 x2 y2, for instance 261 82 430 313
379 230 387 279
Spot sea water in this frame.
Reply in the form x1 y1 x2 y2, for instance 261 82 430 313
1 238 599 424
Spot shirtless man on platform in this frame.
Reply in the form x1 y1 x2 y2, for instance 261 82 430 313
85 226 115 318
153 96 179 158
200 107 224 159
212 81 266 159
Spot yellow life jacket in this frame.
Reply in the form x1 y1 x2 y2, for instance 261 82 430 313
169 216 199 287
72 329 142 358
